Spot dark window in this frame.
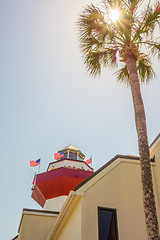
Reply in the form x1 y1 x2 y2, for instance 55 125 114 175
61 152 67 160
98 207 118 240
69 152 77 160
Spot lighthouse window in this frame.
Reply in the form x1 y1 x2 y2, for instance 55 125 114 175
63 152 67 159
77 155 83 161
98 207 118 240
69 152 77 160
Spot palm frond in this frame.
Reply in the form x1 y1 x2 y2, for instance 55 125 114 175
80 36 102 54
84 51 101 77
137 54 155 82
114 65 130 85
78 5 103 38
150 42 160 59
133 1 160 40
140 39 160 59
84 48 118 77
118 12 133 41
78 3 125 47
103 0 122 9
128 0 143 12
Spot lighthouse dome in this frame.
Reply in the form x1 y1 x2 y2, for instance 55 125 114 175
58 144 85 161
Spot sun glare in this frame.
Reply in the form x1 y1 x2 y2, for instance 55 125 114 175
109 9 120 22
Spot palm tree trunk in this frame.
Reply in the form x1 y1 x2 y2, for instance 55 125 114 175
126 55 160 240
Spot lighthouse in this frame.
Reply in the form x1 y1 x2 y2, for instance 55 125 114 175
31 145 93 212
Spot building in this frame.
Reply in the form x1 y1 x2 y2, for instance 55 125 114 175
31 144 93 211
13 135 160 239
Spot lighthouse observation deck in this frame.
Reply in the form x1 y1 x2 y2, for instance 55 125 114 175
47 159 92 172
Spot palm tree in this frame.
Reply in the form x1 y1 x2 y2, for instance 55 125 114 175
77 0 160 239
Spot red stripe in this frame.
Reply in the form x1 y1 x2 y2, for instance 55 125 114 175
30 161 39 167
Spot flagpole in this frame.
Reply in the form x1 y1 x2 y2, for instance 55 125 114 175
38 158 41 173
91 155 92 168
31 172 37 190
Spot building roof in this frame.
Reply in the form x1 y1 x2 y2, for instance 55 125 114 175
11 235 18 240
22 208 59 215
149 133 160 149
60 144 79 151
74 154 140 191
18 208 59 240
18 208 59 233
74 134 160 192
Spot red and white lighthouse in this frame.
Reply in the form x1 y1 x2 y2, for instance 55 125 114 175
31 145 93 211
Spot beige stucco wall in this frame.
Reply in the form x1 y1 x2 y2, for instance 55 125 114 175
55 198 81 240
44 196 67 212
150 140 160 209
80 159 160 240
18 214 58 240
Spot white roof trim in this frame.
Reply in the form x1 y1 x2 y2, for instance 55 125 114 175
150 134 160 153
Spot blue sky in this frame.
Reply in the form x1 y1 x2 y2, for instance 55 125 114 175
0 0 160 239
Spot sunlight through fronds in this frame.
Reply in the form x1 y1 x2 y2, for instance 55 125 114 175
77 0 160 83
109 8 120 22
